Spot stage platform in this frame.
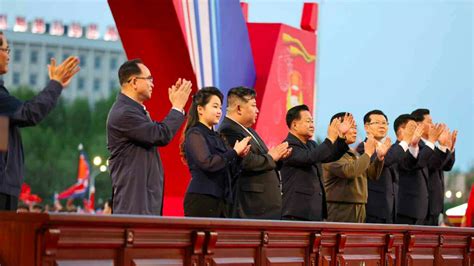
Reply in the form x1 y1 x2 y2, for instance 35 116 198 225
0 212 473 266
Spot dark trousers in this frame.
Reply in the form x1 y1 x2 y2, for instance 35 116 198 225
396 214 424 225
366 215 391 224
282 215 310 221
184 193 229 218
424 214 440 226
0 193 19 211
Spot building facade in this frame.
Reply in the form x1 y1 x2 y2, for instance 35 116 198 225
1 29 126 104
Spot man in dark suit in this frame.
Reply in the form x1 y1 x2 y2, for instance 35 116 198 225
218 86 291 219
0 31 80 211
397 109 447 225
280 105 351 221
107 59 192 215
410 108 456 226
359 112 418 224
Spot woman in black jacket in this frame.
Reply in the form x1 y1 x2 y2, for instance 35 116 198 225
181 87 250 217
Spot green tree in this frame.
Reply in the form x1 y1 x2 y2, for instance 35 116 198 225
12 86 117 209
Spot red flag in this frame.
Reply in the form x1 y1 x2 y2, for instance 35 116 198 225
58 151 90 199
19 183 42 204
462 184 474 227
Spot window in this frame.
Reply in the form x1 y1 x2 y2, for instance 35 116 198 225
93 78 101 91
78 77 85 90
46 52 55 62
109 80 117 92
14 49 22 62
94 56 101 69
110 57 117 69
30 50 38 64
13 72 20 85
79 55 86 67
29 74 37 86
63 53 71 61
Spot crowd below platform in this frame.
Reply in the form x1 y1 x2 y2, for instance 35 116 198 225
0 31 458 226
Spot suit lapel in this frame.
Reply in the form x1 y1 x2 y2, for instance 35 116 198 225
222 118 266 153
418 141 431 184
248 127 268 153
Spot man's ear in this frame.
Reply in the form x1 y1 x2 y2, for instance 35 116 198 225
236 104 242 115
291 121 297 130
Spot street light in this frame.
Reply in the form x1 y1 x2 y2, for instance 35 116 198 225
93 156 102 166
445 190 452 199
99 165 107 172
456 191 463 199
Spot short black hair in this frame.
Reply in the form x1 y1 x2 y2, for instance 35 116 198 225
411 108 430 122
17 203 29 210
286 104 310 128
118 58 143 85
105 198 113 209
363 110 387 124
0 31 4 46
32 204 44 212
330 112 350 124
227 86 256 107
393 114 415 133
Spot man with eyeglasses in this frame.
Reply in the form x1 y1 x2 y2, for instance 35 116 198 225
356 110 420 224
107 58 192 215
0 31 80 211
322 112 391 223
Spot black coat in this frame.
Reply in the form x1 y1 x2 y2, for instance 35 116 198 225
107 93 185 215
280 133 348 221
218 117 281 219
397 141 448 220
0 79 63 197
357 140 415 223
184 122 240 202
428 149 455 215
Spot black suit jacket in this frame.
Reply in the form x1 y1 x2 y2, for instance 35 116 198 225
397 140 447 220
281 133 348 221
184 122 240 202
357 140 414 223
428 149 455 215
218 117 281 219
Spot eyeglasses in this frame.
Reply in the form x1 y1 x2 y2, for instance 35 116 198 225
368 121 389 126
0 47 10 54
128 76 153 83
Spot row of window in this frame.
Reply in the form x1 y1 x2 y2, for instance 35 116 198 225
12 50 119 70
11 72 118 92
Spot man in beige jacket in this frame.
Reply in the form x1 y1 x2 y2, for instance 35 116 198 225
322 112 391 223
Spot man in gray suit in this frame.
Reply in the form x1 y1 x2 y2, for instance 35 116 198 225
218 86 291 219
107 59 191 215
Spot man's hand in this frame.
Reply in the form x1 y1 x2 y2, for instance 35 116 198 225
364 136 377 157
48 56 80 88
428 123 445 143
268 142 290 161
234 136 252 157
450 130 458 151
410 123 424 147
438 127 451 147
338 113 354 137
402 121 416 143
376 137 391 160
169 78 192 111
327 118 340 143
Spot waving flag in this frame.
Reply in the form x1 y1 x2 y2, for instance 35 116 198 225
19 183 42 204
58 150 90 200
83 171 96 213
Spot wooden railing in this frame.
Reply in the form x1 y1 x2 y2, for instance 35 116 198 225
0 212 473 266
